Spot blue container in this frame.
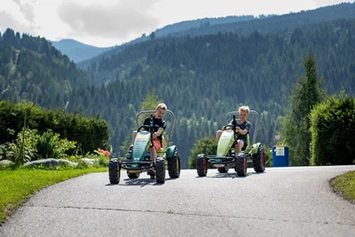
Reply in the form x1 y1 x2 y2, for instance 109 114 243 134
272 146 289 167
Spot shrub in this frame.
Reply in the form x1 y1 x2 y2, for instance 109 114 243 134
0 128 77 164
36 130 76 159
188 137 217 169
310 93 355 165
36 131 59 159
0 100 110 156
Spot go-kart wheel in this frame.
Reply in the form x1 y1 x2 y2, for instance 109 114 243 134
235 155 247 177
253 146 266 173
127 171 140 179
155 157 166 184
109 160 121 184
168 149 181 178
196 154 207 177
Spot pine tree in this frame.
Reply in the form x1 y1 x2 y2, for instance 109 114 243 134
281 54 326 166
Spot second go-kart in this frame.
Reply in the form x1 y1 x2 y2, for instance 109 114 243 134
196 110 266 177
109 110 181 184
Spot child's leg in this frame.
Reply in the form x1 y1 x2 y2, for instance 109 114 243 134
235 139 245 154
128 131 137 151
131 131 137 145
148 146 157 178
149 139 161 163
150 146 157 162
216 130 222 141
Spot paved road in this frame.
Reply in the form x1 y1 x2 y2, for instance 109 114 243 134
1 166 355 237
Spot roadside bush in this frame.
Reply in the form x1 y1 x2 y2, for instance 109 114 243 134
93 156 110 167
36 130 76 159
188 137 217 169
93 148 111 167
75 160 89 169
0 100 110 155
0 128 38 165
310 93 355 165
0 128 77 165
264 146 272 167
36 130 59 159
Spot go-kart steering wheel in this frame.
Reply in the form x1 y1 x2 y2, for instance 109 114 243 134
223 124 234 130
137 125 151 132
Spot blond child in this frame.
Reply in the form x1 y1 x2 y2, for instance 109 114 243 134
140 103 167 178
143 103 167 162
219 106 251 154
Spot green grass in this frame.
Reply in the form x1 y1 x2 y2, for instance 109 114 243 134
0 167 107 224
331 171 355 203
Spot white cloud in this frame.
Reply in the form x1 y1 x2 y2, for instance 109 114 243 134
13 0 36 23
57 0 160 39
0 0 38 34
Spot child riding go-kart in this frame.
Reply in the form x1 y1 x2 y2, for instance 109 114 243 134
109 110 181 184
196 110 266 177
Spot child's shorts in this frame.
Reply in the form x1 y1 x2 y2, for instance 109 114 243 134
152 138 162 151
235 139 247 150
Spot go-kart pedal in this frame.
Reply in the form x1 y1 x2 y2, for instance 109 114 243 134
147 164 156 179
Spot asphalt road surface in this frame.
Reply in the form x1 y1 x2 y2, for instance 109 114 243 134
1 166 355 237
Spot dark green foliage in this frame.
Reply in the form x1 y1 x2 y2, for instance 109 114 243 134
188 137 217 169
0 100 109 156
310 93 355 165
281 55 325 166
36 131 59 159
0 128 38 165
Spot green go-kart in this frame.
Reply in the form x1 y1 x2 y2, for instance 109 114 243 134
109 110 181 184
196 110 266 177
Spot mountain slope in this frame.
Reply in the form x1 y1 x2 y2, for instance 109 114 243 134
75 15 257 70
169 2 355 38
51 39 114 63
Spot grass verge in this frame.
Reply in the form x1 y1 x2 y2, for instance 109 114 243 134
331 171 355 204
0 167 107 225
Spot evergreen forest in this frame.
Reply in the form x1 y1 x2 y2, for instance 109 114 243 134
0 3 354 168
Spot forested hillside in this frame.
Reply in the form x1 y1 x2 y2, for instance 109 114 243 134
0 4 354 168
0 28 92 106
